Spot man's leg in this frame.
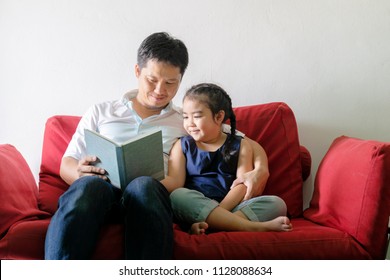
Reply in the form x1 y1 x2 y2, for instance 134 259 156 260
122 176 173 260
45 176 120 259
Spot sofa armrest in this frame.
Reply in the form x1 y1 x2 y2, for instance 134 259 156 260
0 144 49 239
304 136 390 259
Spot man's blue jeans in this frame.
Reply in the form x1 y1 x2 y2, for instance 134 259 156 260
44 176 173 259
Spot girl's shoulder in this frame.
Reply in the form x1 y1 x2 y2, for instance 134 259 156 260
238 137 253 154
180 135 195 146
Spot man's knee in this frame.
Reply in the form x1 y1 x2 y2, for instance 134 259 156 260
125 176 157 193
59 176 115 210
122 176 168 205
72 176 108 190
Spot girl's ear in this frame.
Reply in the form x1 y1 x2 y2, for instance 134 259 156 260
215 110 225 124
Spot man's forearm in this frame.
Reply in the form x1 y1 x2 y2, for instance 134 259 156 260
247 138 269 172
247 138 270 196
60 156 80 185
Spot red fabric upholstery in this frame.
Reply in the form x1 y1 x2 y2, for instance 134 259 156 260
0 219 50 260
173 218 370 259
304 136 390 259
38 115 81 214
0 145 49 240
299 145 311 181
234 103 303 217
0 219 124 260
3 103 388 260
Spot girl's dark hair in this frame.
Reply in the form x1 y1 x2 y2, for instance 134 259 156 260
137 32 189 76
184 83 237 163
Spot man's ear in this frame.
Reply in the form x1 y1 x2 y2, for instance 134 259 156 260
135 64 141 78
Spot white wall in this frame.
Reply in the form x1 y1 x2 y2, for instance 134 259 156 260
1 0 390 208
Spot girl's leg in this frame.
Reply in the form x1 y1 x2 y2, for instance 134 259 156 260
170 189 291 233
170 188 219 223
232 195 288 222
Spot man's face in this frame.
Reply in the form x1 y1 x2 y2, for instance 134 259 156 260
135 59 182 110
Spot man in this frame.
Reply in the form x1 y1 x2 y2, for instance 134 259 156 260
44 32 269 260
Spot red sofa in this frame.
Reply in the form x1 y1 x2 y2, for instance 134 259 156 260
1 102 389 259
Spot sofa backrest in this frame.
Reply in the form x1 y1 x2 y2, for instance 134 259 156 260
233 103 303 217
38 116 81 214
38 102 304 217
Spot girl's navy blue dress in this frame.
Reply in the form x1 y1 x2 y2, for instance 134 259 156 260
180 134 242 202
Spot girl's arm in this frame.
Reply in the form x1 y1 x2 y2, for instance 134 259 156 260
160 139 187 193
219 138 254 211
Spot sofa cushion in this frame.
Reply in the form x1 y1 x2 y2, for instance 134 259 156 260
38 115 81 214
173 218 370 259
0 145 49 239
304 136 390 259
234 103 303 217
0 219 50 259
0 218 124 260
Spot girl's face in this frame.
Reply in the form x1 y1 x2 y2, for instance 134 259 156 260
182 97 224 143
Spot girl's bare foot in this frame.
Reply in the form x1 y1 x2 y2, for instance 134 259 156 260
190 222 209 235
261 216 292 232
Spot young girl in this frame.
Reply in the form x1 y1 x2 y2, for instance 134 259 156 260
161 83 292 234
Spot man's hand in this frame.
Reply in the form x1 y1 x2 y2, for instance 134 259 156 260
235 138 270 201
60 155 107 185
76 155 107 179
231 167 269 201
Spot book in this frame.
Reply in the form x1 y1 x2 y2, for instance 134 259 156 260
84 128 165 190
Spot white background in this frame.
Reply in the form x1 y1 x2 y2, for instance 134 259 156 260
2 260 389 279
1 0 390 208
